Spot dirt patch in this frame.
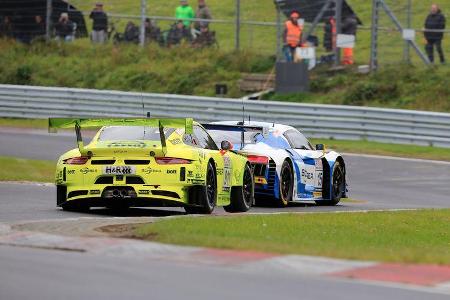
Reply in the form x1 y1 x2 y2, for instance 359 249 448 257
96 223 156 240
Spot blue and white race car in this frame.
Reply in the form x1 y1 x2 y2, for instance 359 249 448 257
204 121 347 206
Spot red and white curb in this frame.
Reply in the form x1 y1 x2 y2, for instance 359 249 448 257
0 222 449 294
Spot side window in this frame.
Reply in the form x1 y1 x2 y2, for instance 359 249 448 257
284 129 312 150
193 126 219 150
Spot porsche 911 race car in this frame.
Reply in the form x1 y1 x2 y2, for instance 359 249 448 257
204 121 347 206
49 118 254 214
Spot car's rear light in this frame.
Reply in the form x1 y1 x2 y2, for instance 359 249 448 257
63 156 90 165
155 157 192 165
247 155 269 165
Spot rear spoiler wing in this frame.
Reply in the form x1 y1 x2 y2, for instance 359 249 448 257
201 123 269 149
48 118 194 156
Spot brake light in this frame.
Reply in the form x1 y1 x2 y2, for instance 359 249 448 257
63 156 90 165
247 155 269 165
155 157 192 164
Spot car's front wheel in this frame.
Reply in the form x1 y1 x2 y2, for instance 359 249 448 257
224 164 254 213
317 161 345 206
278 160 293 207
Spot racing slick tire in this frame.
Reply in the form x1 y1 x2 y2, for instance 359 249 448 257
277 160 293 207
224 164 254 213
185 161 217 214
316 161 345 206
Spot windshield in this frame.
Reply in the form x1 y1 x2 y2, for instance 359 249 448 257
208 130 261 146
98 126 175 141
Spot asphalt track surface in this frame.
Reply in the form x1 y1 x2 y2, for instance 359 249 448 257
0 129 449 300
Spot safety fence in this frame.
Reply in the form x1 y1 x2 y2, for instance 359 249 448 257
0 84 450 148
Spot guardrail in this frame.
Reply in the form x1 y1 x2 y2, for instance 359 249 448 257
1 84 450 148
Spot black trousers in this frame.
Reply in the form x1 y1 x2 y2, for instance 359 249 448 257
425 39 445 63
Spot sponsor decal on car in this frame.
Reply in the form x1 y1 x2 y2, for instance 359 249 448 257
80 168 98 175
103 166 135 175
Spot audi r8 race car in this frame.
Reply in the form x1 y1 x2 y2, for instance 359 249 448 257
49 118 254 214
204 121 347 206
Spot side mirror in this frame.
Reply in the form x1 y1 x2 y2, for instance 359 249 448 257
221 140 233 151
316 144 325 151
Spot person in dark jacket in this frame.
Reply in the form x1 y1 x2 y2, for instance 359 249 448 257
167 20 192 47
123 21 140 43
89 2 108 44
144 18 161 44
55 13 75 42
0 16 14 39
424 4 446 64
33 15 46 39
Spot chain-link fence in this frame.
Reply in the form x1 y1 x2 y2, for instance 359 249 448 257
371 0 449 67
0 1 448 65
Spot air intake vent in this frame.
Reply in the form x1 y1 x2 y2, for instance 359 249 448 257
91 160 116 165
125 160 150 165
67 190 88 198
95 176 114 184
151 190 180 199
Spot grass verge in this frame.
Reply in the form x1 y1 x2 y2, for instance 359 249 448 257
135 209 450 264
0 156 54 182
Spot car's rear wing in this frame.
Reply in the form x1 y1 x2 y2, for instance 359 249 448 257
48 118 194 156
201 123 269 149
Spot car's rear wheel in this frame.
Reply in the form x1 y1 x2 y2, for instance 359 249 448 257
61 201 90 212
278 160 293 207
224 164 254 213
58 185 90 212
317 161 345 206
185 161 217 214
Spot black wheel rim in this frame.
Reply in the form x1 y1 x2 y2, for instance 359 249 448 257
280 164 292 200
206 166 216 207
243 166 253 206
332 165 344 199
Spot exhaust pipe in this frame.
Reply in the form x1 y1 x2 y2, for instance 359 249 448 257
120 189 128 197
112 189 120 197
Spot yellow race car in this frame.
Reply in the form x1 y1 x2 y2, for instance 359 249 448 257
49 118 254 214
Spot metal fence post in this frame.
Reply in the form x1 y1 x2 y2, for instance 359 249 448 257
235 0 241 51
370 0 379 71
45 0 52 41
276 6 282 60
334 0 343 66
140 0 146 47
404 0 412 63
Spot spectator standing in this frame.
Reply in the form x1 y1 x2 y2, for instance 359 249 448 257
194 0 212 30
283 11 303 62
424 4 446 64
0 16 14 39
175 0 195 28
55 13 75 42
89 2 108 44
323 17 336 52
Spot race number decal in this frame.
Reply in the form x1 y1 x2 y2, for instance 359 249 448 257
223 156 232 191
315 159 323 188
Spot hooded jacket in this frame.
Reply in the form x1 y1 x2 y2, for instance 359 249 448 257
425 10 446 41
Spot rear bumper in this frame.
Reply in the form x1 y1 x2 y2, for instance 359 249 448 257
61 183 191 207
